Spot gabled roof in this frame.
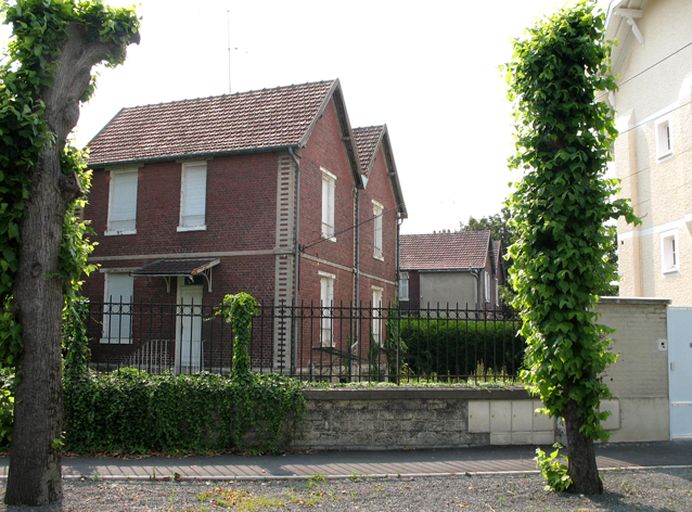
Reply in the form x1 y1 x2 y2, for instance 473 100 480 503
400 231 492 271
352 124 408 218
87 79 362 185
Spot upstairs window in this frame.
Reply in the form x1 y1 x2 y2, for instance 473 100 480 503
179 162 207 230
107 169 138 235
373 200 383 259
319 271 335 347
655 117 673 159
484 271 491 303
661 231 679 274
399 272 409 301
102 272 133 344
321 168 336 240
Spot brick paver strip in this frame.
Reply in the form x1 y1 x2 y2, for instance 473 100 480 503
0 442 689 480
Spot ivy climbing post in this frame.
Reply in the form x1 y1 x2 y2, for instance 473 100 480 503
218 292 259 381
0 0 139 505
505 0 638 494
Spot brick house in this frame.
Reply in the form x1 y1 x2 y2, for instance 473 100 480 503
83 79 407 373
398 231 503 311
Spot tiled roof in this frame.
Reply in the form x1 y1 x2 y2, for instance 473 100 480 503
88 80 337 166
400 231 491 271
352 125 384 174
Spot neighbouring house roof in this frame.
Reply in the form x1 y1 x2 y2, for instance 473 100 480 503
400 231 492 271
606 0 646 77
87 79 362 186
352 124 408 218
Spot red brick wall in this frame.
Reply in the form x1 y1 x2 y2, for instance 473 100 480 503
298 98 356 305
86 152 279 258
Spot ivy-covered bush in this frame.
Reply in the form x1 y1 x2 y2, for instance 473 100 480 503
63 369 304 454
400 318 524 379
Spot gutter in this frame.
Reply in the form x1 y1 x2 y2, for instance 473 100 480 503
289 147 302 374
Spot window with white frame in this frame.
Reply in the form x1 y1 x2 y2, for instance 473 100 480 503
372 200 383 259
320 272 335 346
655 117 673 159
495 277 500 306
102 272 134 344
372 287 383 345
399 272 409 301
484 272 490 303
178 162 207 230
321 168 336 240
106 169 138 235
661 231 679 274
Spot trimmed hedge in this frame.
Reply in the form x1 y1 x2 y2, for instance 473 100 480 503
400 318 525 379
62 369 304 454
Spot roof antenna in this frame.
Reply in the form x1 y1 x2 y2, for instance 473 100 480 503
226 9 231 94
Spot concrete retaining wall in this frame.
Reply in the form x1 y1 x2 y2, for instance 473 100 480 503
291 297 671 450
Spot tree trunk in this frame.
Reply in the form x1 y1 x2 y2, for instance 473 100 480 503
5 156 68 505
5 22 139 506
564 399 603 495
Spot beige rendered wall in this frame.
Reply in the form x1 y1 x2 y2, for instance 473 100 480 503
613 0 692 305
419 271 477 308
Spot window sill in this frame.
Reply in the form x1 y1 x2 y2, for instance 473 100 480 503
373 254 384 262
104 229 136 236
662 267 679 275
177 225 207 232
322 235 337 243
99 338 133 345
656 151 673 161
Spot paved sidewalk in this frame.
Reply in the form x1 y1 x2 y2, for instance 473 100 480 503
0 441 690 481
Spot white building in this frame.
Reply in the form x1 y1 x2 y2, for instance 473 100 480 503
608 0 692 305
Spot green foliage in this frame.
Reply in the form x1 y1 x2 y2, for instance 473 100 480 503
63 369 305 454
535 444 572 492
504 0 638 442
383 306 406 381
399 318 523 380
217 292 259 382
0 369 15 449
62 297 90 381
0 0 138 366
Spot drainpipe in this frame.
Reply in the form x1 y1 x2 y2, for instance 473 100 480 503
353 186 360 306
396 215 402 301
289 147 301 373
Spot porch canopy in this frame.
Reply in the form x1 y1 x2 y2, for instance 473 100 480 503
132 258 219 292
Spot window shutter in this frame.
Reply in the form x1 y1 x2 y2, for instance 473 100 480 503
181 164 207 227
108 171 138 232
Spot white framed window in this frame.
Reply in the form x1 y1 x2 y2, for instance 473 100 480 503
319 271 335 347
321 168 336 240
655 117 673 160
372 200 383 259
398 272 409 301
495 277 500 306
661 230 679 274
484 272 490 303
102 272 134 344
178 162 207 231
106 169 138 235
371 287 384 345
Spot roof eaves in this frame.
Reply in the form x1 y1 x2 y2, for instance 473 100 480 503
381 127 408 218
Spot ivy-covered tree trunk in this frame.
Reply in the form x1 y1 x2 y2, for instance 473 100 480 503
504 0 638 495
2 3 139 505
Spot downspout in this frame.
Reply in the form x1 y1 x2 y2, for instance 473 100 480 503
289 147 301 373
352 186 360 373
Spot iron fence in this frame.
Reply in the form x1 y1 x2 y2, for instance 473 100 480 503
87 300 524 383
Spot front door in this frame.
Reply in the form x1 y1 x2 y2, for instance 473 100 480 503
668 307 692 439
175 277 204 373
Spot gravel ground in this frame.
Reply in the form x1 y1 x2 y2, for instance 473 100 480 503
0 468 689 511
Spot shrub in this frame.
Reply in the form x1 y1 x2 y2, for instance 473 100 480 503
400 317 524 379
63 369 304 454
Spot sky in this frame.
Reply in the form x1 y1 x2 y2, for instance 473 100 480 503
2 0 612 234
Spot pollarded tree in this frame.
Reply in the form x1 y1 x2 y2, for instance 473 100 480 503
505 0 638 495
0 0 139 505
